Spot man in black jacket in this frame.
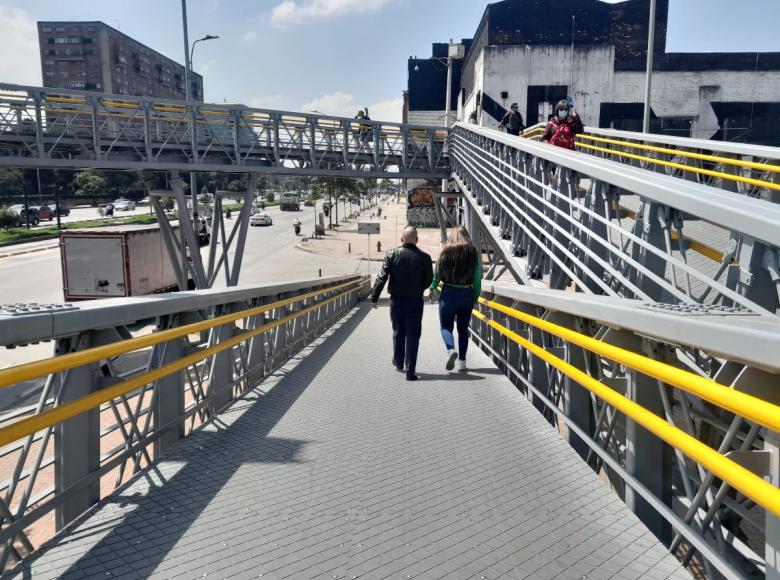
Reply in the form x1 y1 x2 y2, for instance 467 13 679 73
371 225 433 381
499 103 525 136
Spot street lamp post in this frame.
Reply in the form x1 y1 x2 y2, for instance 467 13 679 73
180 0 218 227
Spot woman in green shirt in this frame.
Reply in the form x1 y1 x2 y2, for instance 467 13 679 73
430 226 482 372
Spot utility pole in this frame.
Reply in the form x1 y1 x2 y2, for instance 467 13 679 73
642 0 657 134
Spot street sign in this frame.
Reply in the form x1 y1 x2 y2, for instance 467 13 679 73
358 223 380 235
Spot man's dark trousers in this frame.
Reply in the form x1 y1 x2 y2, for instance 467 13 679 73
390 296 424 374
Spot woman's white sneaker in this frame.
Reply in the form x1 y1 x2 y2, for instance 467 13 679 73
446 349 458 371
456 359 468 372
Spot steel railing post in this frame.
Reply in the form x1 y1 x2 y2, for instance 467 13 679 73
153 318 185 458
559 315 597 463
611 330 673 543
207 310 236 413
54 333 101 531
768 431 780 580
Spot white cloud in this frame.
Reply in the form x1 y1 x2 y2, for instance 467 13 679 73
0 7 41 86
249 94 288 110
240 31 258 44
301 92 402 123
271 0 393 28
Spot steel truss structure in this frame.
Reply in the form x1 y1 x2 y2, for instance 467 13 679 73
451 124 780 316
472 282 780 579
0 83 448 179
0 275 369 570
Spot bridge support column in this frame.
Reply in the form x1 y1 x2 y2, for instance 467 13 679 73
153 316 185 458
54 330 112 531
607 330 673 544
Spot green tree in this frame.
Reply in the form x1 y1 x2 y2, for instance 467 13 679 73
0 169 24 199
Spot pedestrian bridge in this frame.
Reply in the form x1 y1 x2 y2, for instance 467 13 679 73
0 86 780 579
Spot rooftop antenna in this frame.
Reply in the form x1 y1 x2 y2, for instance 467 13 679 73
114 19 121 31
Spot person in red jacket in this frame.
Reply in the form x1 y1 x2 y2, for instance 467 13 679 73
542 99 584 150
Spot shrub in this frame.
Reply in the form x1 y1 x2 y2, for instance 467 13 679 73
0 208 18 230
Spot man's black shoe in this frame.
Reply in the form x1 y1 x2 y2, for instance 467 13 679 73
392 359 404 372
406 373 419 381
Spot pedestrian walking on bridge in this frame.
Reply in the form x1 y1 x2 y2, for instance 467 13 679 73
371 225 433 381
430 226 481 372
499 102 525 136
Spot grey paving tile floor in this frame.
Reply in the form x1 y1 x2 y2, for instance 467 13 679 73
6 302 690 580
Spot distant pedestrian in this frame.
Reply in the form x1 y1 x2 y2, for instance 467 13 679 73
499 103 525 136
430 226 481 372
225 208 232 220
356 108 372 144
371 225 433 381
542 99 584 150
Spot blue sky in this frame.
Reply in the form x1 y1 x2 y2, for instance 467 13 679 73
1 0 779 122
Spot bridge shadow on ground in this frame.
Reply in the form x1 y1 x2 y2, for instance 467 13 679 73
11 305 370 580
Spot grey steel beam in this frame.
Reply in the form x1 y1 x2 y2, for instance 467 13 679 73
0 275 363 347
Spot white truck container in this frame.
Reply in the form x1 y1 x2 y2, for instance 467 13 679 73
279 192 301 211
60 224 180 301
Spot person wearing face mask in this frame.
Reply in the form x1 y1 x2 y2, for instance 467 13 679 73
542 99 584 150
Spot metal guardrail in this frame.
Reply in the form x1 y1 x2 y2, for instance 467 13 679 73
451 123 780 316
472 282 780 580
0 84 449 179
0 275 370 570
522 123 780 201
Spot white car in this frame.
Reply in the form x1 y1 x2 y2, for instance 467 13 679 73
113 198 136 211
250 212 273 226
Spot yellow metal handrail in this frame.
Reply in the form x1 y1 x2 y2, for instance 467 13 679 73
0 279 362 391
472 307 780 518
575 141 780 193
478 297 780 433
578 133 780 174
0 280 365 449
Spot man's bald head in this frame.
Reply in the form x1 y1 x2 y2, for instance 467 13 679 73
401 225 418 245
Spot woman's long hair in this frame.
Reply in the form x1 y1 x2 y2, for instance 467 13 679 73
438 226 478 285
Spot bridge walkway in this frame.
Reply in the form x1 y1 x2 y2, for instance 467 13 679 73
7 302 689 580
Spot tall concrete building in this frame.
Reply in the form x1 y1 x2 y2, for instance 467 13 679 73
37 21 203 101
408 0 780 145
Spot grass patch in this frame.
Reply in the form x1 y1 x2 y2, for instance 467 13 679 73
0 214 159 244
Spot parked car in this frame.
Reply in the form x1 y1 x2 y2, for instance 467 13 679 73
8 205 40 227
53 204 70 217
113 199 136 211
250 212 273 226
303 199 315 207
31 205 54 221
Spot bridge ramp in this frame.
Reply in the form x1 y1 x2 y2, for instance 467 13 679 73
7 303 689 580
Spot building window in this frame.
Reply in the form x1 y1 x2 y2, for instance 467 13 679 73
44 60 55 66
67 81 86 89
87 26 96 32
55 26 65 33
45 72 55 78
53 36 83 44
41 26 52 33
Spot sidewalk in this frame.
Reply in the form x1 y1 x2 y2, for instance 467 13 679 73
297 198 443 263
0 237 60 259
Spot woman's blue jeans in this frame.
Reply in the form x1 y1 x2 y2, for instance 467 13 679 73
438 285 475 360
